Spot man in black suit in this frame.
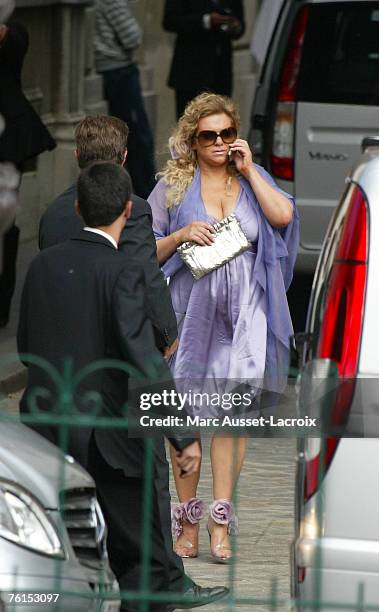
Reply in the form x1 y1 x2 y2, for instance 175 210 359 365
38 114 208 608
38 115 197 603
39 115 176 356
18 162 228 612
163 0 245 118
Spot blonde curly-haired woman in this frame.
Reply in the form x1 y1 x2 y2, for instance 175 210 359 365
148 93 298 562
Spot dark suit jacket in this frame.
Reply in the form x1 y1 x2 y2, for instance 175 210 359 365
39 184 177 350
0 22 55 165
163 0 245 92
17 230 195 474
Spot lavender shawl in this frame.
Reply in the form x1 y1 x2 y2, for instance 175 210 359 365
148 164 299 393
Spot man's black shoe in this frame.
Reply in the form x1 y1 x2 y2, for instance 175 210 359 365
167 584 229 610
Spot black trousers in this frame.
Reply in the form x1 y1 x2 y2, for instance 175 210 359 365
102 64 156 200
175 89 205 120
153 448 192 595
174 81 231 119
0 161 22 326
0 222 19 324
87 435 186 612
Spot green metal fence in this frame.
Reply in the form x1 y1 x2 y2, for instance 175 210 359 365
0 353 378 611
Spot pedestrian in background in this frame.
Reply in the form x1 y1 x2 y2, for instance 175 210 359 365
0 116 19 245
163 1 245 119
0 19 55 327
94 0 156 199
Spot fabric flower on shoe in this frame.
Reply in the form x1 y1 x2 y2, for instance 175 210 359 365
209 499 239 534
184 497 204 524
171 498 204 537
171 503 186 537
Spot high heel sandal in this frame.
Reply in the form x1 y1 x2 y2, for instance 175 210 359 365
171 498 204 558
207 499 238 563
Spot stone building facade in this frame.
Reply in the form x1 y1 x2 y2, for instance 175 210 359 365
13 0 260 242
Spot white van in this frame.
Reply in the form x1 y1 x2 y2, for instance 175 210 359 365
249 0 379 272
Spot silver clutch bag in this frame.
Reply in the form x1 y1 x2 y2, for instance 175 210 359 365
177 214 252 280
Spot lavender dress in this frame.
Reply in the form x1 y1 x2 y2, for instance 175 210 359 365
149 165 299 417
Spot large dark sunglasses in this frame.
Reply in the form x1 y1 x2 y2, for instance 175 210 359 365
195 127 237 147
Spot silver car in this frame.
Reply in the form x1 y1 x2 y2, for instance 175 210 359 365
292 137 379 610
0 421 119 611
249 0 379 272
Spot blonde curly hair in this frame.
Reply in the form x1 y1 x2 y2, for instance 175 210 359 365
158 92 241 208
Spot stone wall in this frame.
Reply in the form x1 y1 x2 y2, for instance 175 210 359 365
13 0 260 242
14 0 105 241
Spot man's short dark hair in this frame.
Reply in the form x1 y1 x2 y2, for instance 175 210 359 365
77 162 132 227
74 115 129 169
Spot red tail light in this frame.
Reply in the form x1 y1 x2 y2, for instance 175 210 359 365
270 6 310 181
304 186 368 502
278 6 310 103
271 102 296 181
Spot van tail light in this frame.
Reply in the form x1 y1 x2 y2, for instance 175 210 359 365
304 186 368 502
270 6 310 181
271 102 295 180
277 6 309 103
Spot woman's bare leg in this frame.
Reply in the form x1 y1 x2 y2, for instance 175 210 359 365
169 441 202 557
208 436 246 558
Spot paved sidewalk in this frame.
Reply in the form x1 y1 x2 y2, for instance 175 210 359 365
173 438 296 612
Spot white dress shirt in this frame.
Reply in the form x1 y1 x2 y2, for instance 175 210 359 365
83 227 118 250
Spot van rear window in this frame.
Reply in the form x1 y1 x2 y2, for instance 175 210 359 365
298 2 379 105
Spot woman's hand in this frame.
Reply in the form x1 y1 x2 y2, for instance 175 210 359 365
228 139 253 178
156 221 215 265
177 221 215 246
163 337 179 360
176 441 201 478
